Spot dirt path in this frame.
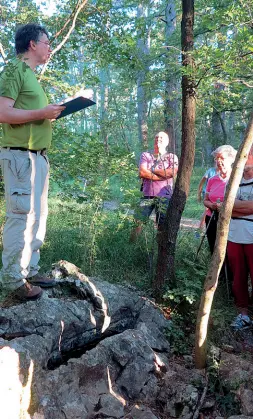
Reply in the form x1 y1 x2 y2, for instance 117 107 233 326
180 217 199 230
102 201 200 231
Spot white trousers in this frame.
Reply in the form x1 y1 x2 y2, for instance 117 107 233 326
0 149 49 290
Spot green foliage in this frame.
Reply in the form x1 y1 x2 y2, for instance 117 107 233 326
207 360 241 416
163 230 207 305
182 167 205 218
40 198 155 288
49 127 139 202
165 312 194 355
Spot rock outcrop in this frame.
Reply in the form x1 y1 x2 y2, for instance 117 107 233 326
0 261 181 418
4 261 248 418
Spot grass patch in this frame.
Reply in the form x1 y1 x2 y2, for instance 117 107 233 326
40 198 157 289
183 167 206 219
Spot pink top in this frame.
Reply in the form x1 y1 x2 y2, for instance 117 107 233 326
140 151 178 198
205 174 227 216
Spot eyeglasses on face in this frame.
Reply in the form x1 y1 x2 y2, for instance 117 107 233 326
37 40 51 48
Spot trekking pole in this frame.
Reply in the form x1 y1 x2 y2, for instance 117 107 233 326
195 211 215 261
195 198 221 261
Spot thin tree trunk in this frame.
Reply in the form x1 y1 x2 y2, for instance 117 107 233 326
136 3 150 149
212 110 227 146
195 112 253 369
217 111 228 142
112 95 131 152
211 82 227 146
164 0 177 151
153 0 196 300
100 68 109 154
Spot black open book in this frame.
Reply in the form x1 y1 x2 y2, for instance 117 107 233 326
56 96 96 119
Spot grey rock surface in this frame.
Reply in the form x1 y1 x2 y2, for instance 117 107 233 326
228 417 253 419
0 261 170 369
125 405 159 419
3 261 253 418
219 352 253 418
239 389 253 416
0 261 171 418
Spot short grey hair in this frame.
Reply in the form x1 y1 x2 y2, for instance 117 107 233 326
211 145 237 160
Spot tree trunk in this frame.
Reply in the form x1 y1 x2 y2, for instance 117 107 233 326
217 112 228 142
136 3 150 149
153 0 196 300
164 0 177 152
100 68 109 154
211 110 227 146
195 112 253 369
211 82 227 146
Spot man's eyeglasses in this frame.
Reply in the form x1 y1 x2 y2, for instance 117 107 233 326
37 40 51 48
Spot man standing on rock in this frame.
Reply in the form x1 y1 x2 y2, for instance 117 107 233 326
131 131 178 241
0 23 65 300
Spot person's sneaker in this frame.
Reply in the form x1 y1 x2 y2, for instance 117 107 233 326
231 314 252 330
27 274 56 288
12 283 43 301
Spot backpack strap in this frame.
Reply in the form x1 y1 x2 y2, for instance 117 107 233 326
239 181 253 187
231 217 253 222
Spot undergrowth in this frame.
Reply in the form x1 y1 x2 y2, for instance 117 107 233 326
0 167 247 416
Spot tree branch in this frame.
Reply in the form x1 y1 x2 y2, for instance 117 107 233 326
240 51 253 59
211 106 253 113
233 80 253 88
51 12 75 43
39 0 88 80
0 42 7 63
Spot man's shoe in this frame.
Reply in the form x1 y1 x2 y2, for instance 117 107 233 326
27 274 56 288
12 283 43 301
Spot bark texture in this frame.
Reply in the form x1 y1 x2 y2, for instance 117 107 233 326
164 0 177 152
153 0 196 300
100 67 109 153
136 3 150 149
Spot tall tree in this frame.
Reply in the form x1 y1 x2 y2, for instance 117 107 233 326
153 0 196 300
164 0 177 151
136 2 150 149
100 67 109 153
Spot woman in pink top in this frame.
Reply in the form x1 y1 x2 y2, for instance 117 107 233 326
204 145 237 253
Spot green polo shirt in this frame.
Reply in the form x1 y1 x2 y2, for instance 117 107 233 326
0 58 52 150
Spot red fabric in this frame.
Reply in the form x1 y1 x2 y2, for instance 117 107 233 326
227 241 253 309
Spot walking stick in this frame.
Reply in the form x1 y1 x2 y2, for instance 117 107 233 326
195 211 215 261
195 198 221 260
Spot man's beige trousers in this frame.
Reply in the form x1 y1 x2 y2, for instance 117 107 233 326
0 149 49 290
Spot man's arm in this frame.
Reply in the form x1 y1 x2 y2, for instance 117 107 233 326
139 164 163 181
0 97 65 124
152 167 178 179
152 154 179 179
232 199 253 217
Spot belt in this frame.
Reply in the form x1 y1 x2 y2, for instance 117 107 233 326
2 147 47 156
